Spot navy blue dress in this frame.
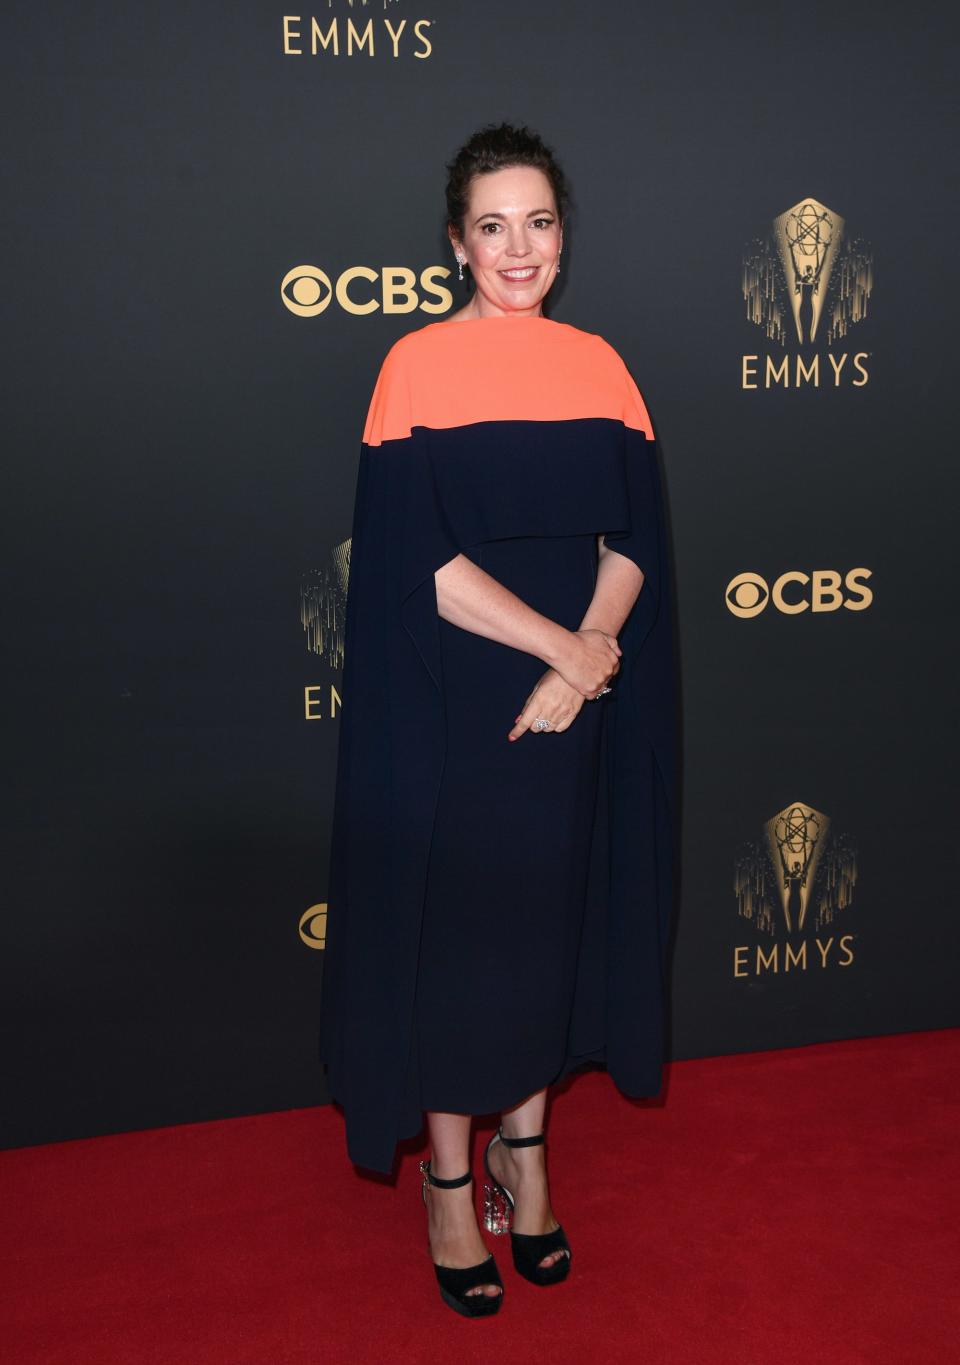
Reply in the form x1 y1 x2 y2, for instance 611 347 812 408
414 533 606 1113
319 316 678 1173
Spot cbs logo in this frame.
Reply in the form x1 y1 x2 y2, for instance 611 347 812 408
299 904 327 949
725 569 873 618
281 265 453 317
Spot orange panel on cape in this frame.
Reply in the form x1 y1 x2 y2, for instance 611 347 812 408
361 316 654 446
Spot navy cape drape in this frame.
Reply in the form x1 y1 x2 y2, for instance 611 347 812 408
319 346 678 1175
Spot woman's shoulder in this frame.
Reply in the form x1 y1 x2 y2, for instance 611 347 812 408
380 314 622 367
367 315 651 440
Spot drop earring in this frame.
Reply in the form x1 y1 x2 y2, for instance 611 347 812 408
456 255 464 282
556 249 562 275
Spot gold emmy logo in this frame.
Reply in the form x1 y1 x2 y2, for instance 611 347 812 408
724 568 873 617
741 197 874 389
282 6 434 60
300 904 328 949
302 539 351 668
281 265 452 316
303 538 349 720
733 800 858 977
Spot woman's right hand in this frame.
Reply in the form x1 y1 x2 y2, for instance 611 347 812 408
552 628 622 698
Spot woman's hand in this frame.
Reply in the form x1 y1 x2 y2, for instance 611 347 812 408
550 627 622 698
509 668 588 741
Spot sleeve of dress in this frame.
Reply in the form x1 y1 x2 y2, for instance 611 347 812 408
597 351 664 661
318 340 467 1172
590 348 680 1097
595 350 675 789
356 340 465 689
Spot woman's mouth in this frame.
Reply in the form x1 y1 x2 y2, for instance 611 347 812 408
498 266 540 285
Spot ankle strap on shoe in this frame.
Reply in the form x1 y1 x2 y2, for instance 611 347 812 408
419 1158 472 1188
497 1127 545 1148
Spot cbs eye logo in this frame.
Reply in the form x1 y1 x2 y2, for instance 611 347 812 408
299 904 327 949
725 569 873 618
281 265 453 317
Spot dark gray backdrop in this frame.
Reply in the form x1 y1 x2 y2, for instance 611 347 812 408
3 1 956 1148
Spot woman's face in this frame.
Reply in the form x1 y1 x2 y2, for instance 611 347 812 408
451 165 562 317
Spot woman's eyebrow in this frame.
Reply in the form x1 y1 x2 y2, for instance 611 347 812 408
472 208 555 224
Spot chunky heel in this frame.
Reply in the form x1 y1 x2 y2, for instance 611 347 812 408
482 1127 571 1286
482 1177 513 1235
420 1159 504 1317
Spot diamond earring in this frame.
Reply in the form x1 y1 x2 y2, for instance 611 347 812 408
456 255 464 282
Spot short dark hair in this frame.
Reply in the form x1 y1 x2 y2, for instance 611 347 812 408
444 122 570 251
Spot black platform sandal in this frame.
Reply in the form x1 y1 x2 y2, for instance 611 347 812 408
482 1127 572 1285
419 1158 504 1317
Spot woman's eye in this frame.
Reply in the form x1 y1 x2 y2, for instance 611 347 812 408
479 219 554 234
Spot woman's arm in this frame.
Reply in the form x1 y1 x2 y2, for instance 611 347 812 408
577 536 645 637
434 553 621 697
434 554 570 665
435 539 644 659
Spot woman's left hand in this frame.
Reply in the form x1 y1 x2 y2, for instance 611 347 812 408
508 668 587 741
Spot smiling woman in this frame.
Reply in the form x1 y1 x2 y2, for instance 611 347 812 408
445 125 566 316
319 122 678 1318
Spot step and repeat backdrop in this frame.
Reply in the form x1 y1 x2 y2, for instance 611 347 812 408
3 2 957 1148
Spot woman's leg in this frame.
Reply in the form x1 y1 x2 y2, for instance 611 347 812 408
489 1087 568 1270
424 1109 502 1298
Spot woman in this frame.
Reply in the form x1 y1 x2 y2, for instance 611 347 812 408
319 122 678 1317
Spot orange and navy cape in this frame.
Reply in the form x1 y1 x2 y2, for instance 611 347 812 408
319 316 678 1173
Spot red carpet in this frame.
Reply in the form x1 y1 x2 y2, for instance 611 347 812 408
2 1029 957 1365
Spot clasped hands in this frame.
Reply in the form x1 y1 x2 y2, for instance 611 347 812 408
508 628 621 742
